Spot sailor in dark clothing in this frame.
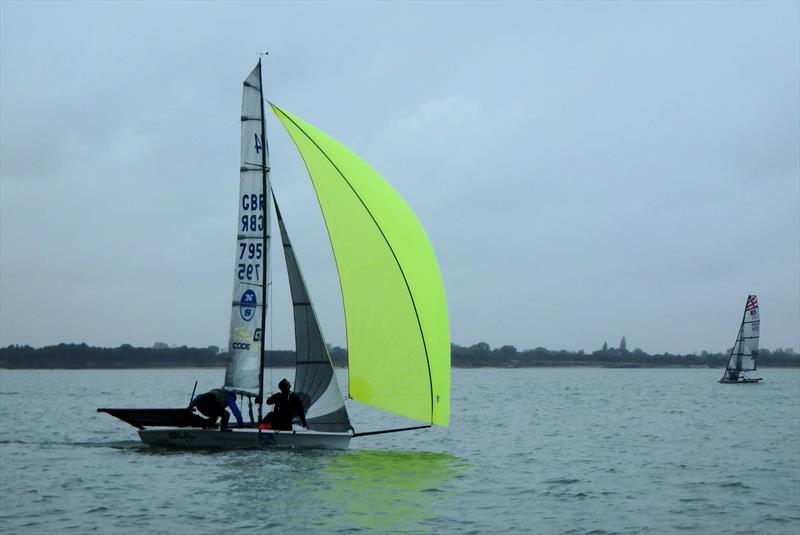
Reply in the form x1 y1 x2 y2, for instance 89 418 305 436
724 369 740 381
190 388 244 430
261 378 308 431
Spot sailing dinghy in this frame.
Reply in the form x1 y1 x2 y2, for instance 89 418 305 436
98 60 450 449
719 294 762 384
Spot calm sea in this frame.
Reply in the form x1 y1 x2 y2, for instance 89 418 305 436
0 367 798 534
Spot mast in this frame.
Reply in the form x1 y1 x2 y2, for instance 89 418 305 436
736 323 745 371
257 57 270 422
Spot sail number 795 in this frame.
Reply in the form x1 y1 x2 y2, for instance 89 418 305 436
239 243 263 260
237 243 262 281
238 263 260 281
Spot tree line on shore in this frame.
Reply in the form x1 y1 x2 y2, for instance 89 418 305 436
0 341 798 369
451 341 799 368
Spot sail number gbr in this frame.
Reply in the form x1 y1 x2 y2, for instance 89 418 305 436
241 194 266 232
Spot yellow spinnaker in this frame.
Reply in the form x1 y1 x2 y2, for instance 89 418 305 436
272 104 450 426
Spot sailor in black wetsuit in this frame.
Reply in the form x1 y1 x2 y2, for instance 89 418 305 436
190 388 243 430
261 379 308 431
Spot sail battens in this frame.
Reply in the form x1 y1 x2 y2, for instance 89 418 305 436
241 161 267 169
232 299 265 305
225 62 272 396
271 104 450 426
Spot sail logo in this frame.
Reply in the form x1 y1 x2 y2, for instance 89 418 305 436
240 289 257 321
234 326 261 343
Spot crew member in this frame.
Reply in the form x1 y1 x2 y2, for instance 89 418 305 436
190 388 243 430
261 379 308 431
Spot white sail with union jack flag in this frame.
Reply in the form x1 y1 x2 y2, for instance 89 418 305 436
721 294 761 383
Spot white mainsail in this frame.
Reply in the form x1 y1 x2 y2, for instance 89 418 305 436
725 295 760 373
225 63 272 396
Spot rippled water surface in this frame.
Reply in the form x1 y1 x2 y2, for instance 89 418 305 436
1 367 798 534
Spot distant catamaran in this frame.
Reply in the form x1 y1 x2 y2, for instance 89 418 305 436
98 59 450 449
719 294 762 384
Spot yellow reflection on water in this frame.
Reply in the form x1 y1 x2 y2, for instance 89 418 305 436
312 449 466 533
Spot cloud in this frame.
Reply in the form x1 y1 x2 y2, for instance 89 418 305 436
1 1 797 354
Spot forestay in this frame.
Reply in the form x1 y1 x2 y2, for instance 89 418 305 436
273 196 350 432
271 104 450 426
225 64 272 396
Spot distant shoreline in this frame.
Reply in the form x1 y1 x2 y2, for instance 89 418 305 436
1 342 798 370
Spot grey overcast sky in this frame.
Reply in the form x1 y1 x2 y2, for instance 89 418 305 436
1 1 798 354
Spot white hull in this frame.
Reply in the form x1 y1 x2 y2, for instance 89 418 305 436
138 428 351 450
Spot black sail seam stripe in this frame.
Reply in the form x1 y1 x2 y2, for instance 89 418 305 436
274 129 354 401
231 281 265 289
273 106 435 423
242 160 266 168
